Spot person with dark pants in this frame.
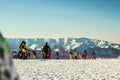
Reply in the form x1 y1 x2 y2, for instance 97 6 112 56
19 41 28 60
92 50 96 60
74 49 79 59
41 49 45 59
43 42 51 59
56 52 59 59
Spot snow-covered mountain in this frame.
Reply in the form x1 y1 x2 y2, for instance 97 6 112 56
6 38 120 58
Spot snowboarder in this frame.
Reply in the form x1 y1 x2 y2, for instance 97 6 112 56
81 50 87 59
74 49 79 59
69 50 73 59
47 49 51 59
43 42 51 59
92 51 96 60
0 32 19 80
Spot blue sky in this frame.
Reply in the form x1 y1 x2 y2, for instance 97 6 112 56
0 0 120 43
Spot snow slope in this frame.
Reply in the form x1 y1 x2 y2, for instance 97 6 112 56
13 59 120 80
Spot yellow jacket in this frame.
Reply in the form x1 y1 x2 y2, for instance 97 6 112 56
74 51 79 56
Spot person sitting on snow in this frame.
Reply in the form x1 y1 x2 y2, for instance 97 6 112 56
26 50 31 59
13 51 17 59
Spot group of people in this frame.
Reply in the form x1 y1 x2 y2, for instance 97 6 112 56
41 42 51 59
12 41 96 60
41 42 60 59
13 41 37 60
68 49 96 60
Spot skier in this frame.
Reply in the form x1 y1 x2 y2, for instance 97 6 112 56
0 32 19 80
81 50 87 59
69 50 73 59
43 42 51 59
92 51 96 60
74 49 79 59
47 49 51 59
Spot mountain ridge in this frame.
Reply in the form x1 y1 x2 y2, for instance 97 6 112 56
6 37 120 58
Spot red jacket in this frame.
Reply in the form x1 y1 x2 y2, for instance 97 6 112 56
48 50 51 56
33 51 36 56
92 55 96 60
70 51 73 54
82 55 86 59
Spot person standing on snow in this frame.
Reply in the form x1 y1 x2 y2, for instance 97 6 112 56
81 50 87 59
41 49 45 59
56 51 59 59
92 50 96 60
69 50 73 59
47 48 51 59
74 49 79 59
43 42 51 59
19 41 28 60
32 50 37 59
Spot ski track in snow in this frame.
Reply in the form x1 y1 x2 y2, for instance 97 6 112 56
13 59 120 80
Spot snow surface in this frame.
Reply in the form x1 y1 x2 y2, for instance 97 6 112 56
13 59 120 80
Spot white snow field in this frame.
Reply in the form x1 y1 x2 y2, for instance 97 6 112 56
13 59 120 80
